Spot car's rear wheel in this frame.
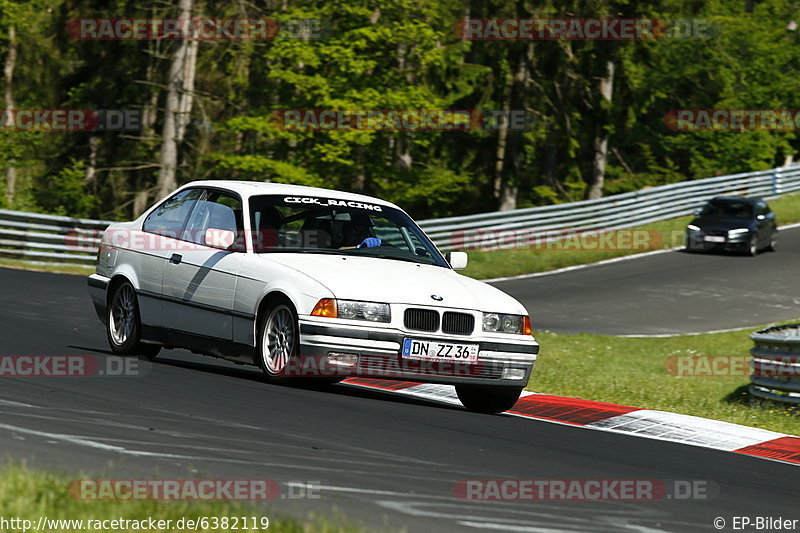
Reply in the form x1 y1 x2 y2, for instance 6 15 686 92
456 385 523 414
107 281 160 359
258 299 299 378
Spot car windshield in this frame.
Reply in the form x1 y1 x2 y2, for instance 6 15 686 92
248 194 448 267
699 199 754 219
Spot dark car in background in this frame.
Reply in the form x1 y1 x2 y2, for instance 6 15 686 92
685 197 777 256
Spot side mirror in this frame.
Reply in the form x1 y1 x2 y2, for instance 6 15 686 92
205 228 236 249
446 251 468 270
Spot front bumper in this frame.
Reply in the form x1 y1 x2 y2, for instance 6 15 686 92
297 320 538 386
686 232 750 252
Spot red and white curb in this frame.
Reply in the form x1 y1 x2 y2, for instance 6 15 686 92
342 378 800 466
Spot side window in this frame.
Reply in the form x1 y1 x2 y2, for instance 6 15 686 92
404 228 432 256
372 216 406 247
143 189 204 238
184 191 245 251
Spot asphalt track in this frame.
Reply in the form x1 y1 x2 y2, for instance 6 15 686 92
0 265 798 532
492 226 800 335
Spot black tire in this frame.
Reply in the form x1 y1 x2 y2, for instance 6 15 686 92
747 235 758 256
456 385 523 414
257 297 300 379
256 298 344 384
684 233 701 253
107 281 161 360
767 231 777 252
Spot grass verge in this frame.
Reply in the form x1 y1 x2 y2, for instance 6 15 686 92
462 191 800 279
529 323 800 435
0 258 94 276
0 463 371 533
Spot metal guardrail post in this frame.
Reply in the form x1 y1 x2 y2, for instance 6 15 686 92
749 324 800 404
772 167 783 196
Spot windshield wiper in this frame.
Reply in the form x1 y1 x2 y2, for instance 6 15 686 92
362 253 434 265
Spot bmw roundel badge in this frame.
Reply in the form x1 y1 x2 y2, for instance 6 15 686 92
431 294 444 301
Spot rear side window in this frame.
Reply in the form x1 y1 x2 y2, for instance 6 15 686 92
143 189 204 237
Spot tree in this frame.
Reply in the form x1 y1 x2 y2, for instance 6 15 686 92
156 0 199 200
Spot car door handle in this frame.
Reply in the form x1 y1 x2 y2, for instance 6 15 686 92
170 253 182 265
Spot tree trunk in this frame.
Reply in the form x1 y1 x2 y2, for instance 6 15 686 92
133 189 150 217
394 41 412 171
142 35 162 141
85 136 100 192
493 70 514 211
156 0 197 200
587 59 615 200
494 45 530 212
4 26 17 204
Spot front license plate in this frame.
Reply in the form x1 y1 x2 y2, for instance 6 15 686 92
704 236 725 243
402 338 479 362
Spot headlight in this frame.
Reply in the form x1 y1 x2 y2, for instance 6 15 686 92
686 224 700 231
482 312 530 334
728 228 750 236
337 300 391 322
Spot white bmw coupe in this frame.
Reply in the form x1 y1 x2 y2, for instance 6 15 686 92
88 181 538 413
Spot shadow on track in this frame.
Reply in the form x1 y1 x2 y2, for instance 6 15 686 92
131 350 467 413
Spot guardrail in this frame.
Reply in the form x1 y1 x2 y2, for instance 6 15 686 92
0 209 112 266
418 166 800 250
749 324 800 404
1 164 800 265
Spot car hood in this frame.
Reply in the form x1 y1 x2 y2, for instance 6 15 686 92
262 253 528 314
690 216 753 232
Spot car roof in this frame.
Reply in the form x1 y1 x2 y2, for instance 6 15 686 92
708 196 763 204
179 180 400 209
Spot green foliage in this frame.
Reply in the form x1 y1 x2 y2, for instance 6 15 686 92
34 159 96 217
209 153 324 187
2 0 800 219
379 166 475 217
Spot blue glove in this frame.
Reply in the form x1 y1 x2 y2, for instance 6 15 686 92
358 237 382 248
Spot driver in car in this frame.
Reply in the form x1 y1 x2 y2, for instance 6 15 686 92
339 213 382 249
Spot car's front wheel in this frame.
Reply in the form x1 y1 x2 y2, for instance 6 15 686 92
456 385 523 414
258 299 299 378
107 281 160 359
767 231 777 252
747 235 759 256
